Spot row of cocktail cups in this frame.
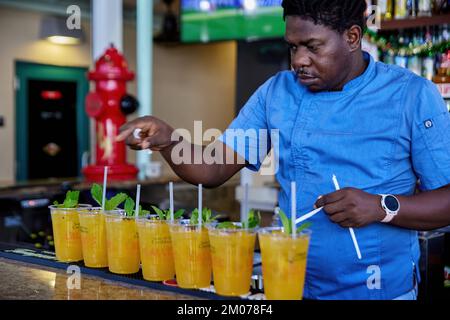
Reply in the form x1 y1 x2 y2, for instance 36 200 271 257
49 205 311 299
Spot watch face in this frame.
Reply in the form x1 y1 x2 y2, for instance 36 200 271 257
385 195 399 211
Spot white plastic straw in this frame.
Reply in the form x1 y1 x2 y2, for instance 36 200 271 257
332 175 362 260
135 184 141 220
102 166 108 211
198 184 202 229
296 207 323 224
169 182 174 221
243 183 249 228
291 181 296 238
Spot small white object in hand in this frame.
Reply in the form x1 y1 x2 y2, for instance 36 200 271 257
133 128 142 140
133 128 152 155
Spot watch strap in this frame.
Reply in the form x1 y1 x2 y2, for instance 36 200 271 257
379 194 399 223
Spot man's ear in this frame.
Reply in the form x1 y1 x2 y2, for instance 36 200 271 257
345 25 363 52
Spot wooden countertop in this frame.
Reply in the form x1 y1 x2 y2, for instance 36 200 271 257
0 258 201 300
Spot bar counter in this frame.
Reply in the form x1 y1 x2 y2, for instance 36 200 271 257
0 257 201 300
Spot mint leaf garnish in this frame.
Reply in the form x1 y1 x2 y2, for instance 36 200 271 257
189 208 219 224
91 184 103 207
139 206 150 217
57 190 79 208
217 221 238 229
244 209 261 229
215 209 260 230
174 209 185 219
278 208 311 235
91 184 127 210
151 205 166 220
105 193 128 211
297 221 312 234
278 208 292 234
124 197 135 217
151 205 185 220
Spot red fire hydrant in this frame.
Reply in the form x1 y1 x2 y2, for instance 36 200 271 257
83 45 139 182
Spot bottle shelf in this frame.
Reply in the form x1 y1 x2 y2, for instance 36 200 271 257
380 13 450 30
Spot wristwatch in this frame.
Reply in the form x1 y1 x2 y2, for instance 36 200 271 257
379 194 400 223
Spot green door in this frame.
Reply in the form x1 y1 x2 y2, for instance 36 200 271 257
15 61 89 181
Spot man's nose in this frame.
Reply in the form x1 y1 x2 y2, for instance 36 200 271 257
291 47 312 71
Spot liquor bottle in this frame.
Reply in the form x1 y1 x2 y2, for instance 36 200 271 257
432 49 450 111
432 25 443 44
432 0 447 14
395 0 408 18
442 0 450 13
407 0 418 15
384 50 396 65
384 0 395 19
443 24 450 42
272 207 281 227
423 26 433 45
378 0 388 16
403 28 412 45
395 49 408 68
423 50 436 80
418 0 432 16
395 31 408 68
408 55 422 75
414 27 422 43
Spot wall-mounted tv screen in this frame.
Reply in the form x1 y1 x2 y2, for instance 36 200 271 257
181 0 285 43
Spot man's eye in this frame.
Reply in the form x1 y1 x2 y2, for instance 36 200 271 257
288 44 297 52
308 45 318 52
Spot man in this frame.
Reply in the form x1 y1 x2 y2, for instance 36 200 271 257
117 0 450 299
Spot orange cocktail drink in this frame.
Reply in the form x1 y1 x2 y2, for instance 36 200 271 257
258 227 311 300
169 220 212 289
78 207 108 268
49 204 91 262
137 217 175 281
104 210 140 274
208 223 256 296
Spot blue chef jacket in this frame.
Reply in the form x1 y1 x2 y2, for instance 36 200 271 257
219 52 450 299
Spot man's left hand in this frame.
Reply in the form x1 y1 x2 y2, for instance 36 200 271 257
314 188 386 228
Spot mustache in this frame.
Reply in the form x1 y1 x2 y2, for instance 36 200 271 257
293 67 313 77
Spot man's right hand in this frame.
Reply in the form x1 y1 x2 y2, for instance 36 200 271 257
116 116 176 152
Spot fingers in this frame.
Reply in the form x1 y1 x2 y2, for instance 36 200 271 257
116 124 137 142
141 134 171 151
323 201 346 216
115 117 157 152
141 137 152 150
129 142 144 150
327 211 347 224
326 212 359 228
123 133 143 149
116 116 153 142
315 189 347 208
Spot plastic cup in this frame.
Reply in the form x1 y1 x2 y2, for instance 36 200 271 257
78 207 108 268
49 204 91 263
208 223 257 297
104 210 140 274
258 227 311 300
137 216 176 281
169 219 212 289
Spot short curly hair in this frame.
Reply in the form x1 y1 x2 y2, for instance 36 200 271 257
281 0 367 33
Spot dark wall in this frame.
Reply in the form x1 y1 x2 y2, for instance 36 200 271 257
235 39 290 115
